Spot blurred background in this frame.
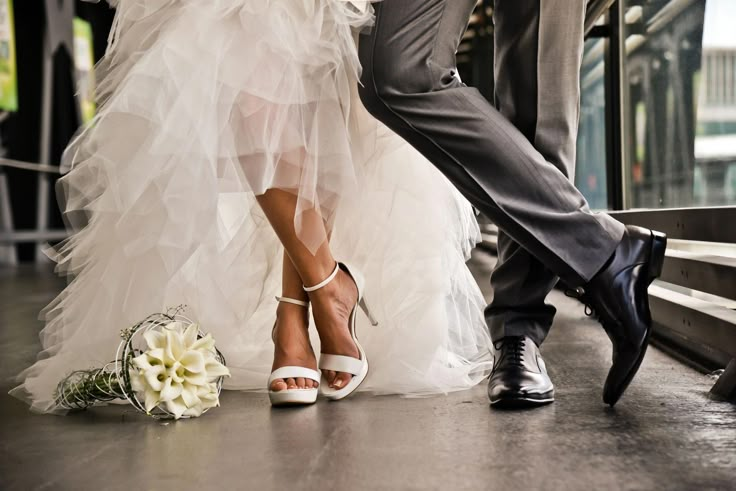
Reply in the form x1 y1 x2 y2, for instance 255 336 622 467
457 0 736 212
0 0 114 263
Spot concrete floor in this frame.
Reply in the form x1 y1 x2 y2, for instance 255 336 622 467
1 250 736 491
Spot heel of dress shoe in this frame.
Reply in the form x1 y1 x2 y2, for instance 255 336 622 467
648 231 667 282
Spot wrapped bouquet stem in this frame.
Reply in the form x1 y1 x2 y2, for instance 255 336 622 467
54 308 229 419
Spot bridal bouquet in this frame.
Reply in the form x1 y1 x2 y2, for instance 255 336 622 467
54 308 230 419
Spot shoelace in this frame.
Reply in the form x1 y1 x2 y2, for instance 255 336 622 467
564 287 599 320
495 336 526 368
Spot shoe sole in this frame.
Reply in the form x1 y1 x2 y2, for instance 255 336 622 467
489 393 555 409
603 230 667 406
269 389 318 407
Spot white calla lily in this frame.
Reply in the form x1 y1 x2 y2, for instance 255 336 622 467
204 360 231 379
165 397 188 419
143 330 166 350
145 387 160 413
145 348 166 365
180 351 205 373
190 334 216 352
131 353 153 372
129 370 146 393
183 323 199 347
180 382 201 408
142 364 165 392
159 378 183 402
128 321 230 419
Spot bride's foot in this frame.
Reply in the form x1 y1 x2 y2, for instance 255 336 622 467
308 268 360 390
270 302 319 392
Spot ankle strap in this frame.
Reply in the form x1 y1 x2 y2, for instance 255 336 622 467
275 296 309 308
303 262 340 293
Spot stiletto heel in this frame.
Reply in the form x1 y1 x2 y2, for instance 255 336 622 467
304 261 377 400
268 296 320 407
359 297 379 326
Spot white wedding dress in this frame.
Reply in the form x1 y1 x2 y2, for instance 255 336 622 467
11 0 493 413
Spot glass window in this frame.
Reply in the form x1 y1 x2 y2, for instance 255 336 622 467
577 38 609 210
621 0 736 208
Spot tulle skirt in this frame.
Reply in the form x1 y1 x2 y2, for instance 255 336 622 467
11 0 494 413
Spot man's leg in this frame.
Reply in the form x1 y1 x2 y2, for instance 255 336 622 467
359 0 667 407
487 0 588 347
358 0 624 288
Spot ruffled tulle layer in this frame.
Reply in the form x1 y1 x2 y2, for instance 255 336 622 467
73 0 378 252
11 0 493 413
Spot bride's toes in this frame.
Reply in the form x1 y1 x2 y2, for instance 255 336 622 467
271 379 288 392
286 378 297 390
332 372 353 389
323 369 337 385
295 377 306 389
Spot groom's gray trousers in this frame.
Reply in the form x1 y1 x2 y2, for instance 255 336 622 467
358 0 626 346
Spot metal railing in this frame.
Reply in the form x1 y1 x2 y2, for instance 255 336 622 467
0 158 67 265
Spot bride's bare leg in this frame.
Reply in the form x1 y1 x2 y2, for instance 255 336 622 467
257 188 359 390
270 252 318 392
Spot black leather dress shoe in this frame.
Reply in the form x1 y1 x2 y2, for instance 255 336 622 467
487 336 554 408
582 225 667 407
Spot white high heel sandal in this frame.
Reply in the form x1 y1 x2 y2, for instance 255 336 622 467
268 296 320 407
303 262 378 401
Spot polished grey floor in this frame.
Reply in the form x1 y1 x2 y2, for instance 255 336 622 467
2 251 735 491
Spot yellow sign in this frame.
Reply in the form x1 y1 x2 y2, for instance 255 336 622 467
0 0 17 112
74 17 96 124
